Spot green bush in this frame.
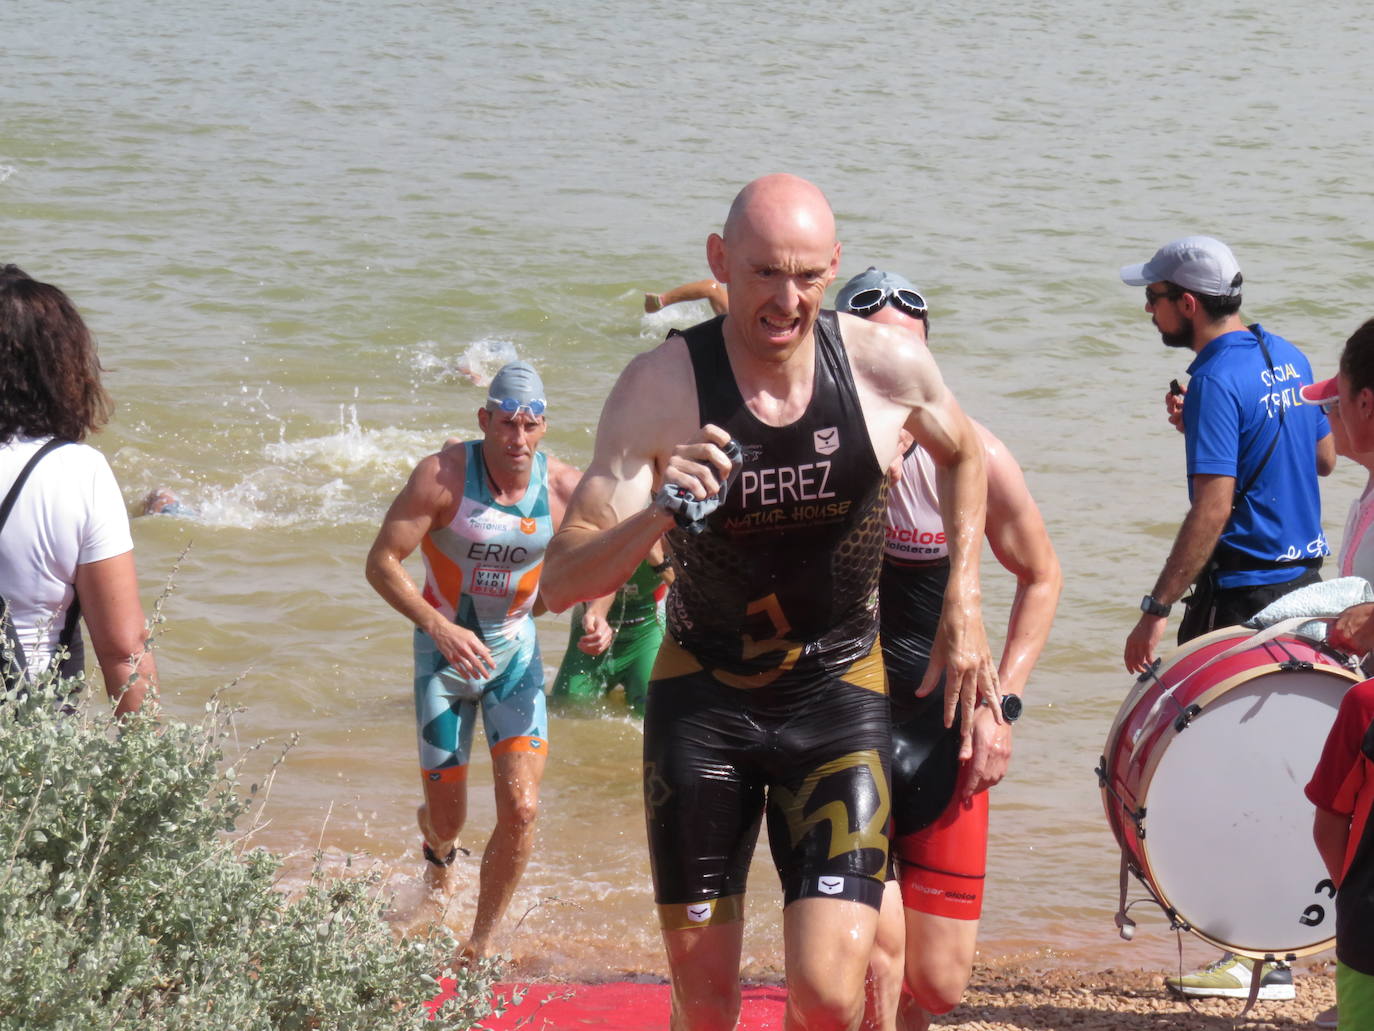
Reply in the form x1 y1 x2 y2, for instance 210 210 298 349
0 673 504 1030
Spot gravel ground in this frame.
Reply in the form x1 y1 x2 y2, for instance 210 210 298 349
943 963 1337 1030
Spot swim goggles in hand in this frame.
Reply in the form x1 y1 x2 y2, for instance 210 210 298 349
655 440 743 534
840 286 928 319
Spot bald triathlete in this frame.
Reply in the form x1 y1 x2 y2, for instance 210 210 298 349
835 269 1061 1031
543 174 998 1031
365 361 580 963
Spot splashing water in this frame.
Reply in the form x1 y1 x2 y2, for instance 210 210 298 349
409 337 520 389
264 404 427 477
138 405 436 529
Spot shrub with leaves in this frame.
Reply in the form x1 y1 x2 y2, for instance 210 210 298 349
0 674 502 1030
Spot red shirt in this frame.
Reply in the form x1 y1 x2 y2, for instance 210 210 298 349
1306 677 1374 974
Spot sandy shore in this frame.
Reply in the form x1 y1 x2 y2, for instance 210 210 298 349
940 962 1336 1029
486 961 1338 1030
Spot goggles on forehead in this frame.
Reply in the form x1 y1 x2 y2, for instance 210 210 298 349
487 397 547 417
841 286 928 319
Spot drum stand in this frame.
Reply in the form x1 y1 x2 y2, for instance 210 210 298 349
1104 838 1298 1014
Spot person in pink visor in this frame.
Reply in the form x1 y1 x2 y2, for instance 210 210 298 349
1303 350 1374 586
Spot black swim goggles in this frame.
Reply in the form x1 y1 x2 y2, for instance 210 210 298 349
841 286 928 319
486 397 547 417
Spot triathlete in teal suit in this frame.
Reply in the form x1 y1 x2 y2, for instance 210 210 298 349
366 361 580 963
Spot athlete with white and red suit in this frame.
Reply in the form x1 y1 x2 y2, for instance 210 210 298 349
366 361 580 963
836 268 1062 1031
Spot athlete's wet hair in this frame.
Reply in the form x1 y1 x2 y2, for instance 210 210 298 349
1340 317 1374 397
0 268 112 443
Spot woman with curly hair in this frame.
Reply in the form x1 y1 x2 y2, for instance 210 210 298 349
0 265 156 714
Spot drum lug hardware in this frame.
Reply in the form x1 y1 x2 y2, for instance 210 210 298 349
1279 659 1313 671
1135 657 1163 685
1172 703 1202 733
1096 761 1145 836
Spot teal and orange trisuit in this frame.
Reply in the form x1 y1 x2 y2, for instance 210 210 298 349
413 441 553 782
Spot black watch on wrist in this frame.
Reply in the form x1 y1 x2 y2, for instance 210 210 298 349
1000 694 1023 723
1140 594 1172 618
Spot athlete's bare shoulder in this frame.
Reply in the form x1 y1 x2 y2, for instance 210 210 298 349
619 330 694 391
838 311 941 407
433 438 469 482
598 331 701 466
403 442 468 522
544 453 583 503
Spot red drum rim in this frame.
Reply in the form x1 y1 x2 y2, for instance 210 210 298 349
1099 626 1255 844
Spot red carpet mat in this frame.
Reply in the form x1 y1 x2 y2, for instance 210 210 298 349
474 982 787 1029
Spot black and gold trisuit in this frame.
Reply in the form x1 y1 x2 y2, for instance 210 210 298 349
644 312 893 930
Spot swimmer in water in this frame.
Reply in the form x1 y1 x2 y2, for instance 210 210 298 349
643 279 729 315
141 489 192 517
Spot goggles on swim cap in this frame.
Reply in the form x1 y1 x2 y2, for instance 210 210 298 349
486 397 547 417
841 285 928 319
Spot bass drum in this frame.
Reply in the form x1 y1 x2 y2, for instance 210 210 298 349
1099 625 1361 959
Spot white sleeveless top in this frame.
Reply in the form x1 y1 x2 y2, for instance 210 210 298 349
1339 484 1374 585
884 445 948 561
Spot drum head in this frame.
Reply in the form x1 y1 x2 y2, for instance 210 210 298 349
1141 665 1348 957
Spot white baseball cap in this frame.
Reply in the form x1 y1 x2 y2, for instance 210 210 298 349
1120 236 1243 297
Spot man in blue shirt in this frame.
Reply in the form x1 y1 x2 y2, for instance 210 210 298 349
1118 236 1335 1002
1121 235 1334 672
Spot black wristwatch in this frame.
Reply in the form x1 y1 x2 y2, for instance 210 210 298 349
1140 595 1172 618
980 694 1023 722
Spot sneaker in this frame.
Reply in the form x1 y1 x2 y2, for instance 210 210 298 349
1164 954 1296 1000
1315 1004 1338 1028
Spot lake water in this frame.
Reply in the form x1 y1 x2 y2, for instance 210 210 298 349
6 0 1374 979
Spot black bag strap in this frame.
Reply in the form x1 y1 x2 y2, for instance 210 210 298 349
1 439 76 683
1230 325 1284 514
0 439 70 532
